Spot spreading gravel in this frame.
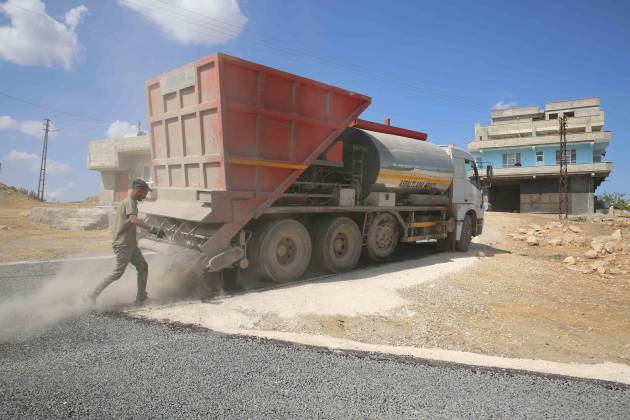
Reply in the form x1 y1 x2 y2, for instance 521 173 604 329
1 262 629 418
2 314 630 418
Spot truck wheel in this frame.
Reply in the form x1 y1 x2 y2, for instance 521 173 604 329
456 215 473 252
365 213 399 261
249 219 312 283
313 217 362 273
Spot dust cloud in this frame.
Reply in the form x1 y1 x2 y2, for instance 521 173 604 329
0 248 205 342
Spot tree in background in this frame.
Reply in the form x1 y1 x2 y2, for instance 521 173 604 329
600 192 630 210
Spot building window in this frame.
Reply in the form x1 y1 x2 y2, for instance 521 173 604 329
143 165 151 181
535 151 544 165
548 113 558 120
555 149 577 164
564 111 575 118
593 150 602 163
502 152 521 168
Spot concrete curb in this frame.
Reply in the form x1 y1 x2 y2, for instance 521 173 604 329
217 328 630 386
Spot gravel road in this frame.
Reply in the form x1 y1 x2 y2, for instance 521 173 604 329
1 260 629 418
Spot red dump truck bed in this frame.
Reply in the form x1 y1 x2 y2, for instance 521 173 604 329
140 53 371 260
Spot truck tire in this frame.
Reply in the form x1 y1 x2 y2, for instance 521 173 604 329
249 219 312 283
365 212 400 262
456 215 473 252
313 217 362 273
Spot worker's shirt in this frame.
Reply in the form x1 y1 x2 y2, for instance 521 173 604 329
112 196 138 247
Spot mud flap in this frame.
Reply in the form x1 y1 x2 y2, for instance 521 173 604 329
206 247 245 272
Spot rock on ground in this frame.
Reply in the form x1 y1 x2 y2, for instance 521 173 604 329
583 250 599 259
526 236 539 246
563 256 576 265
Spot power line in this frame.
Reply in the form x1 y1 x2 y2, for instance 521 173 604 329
3 0 493 134
124 0 482 109
0 92 109 124
558 115 569 218
37 119 59 202
143 0 475 102
2 1 166 56
8 0 486 112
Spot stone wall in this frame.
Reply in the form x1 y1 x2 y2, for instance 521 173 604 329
569 176 595 214
30 207 114 231
520 179 559 213
519 176 593 214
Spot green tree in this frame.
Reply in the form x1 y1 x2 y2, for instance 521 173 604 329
600 192 630 210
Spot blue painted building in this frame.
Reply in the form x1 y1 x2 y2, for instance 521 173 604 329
468 98 612 214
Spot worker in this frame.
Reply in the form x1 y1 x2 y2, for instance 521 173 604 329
85 179 165 305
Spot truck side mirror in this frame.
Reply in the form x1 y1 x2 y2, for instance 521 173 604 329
484 165 493 188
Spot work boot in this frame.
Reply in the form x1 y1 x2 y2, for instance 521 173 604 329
133 294 149 307
82 292 96 306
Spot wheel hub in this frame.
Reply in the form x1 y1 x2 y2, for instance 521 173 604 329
276 237 296 266
375 225 394 249
333 232 348 258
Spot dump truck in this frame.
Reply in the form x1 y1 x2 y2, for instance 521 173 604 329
138 53 491 283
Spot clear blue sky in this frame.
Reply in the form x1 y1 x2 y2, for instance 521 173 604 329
0 0 628 201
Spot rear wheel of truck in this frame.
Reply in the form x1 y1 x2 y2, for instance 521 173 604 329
456 214 473 252
313 217 362 273
249 219 312 283
365 212 400 262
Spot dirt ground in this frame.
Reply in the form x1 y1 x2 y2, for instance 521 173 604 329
4 178 630 371
127 211 630 373
256 212 630 365
0 184 111 263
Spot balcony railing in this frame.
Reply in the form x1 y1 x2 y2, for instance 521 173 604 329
481 162 612 178
468 130 611 151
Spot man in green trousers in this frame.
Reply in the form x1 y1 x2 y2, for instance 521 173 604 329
86 179 165 305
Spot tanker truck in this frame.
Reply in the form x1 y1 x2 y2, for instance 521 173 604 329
137 53 491 283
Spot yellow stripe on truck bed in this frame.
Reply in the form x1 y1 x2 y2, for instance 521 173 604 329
229 158 308 170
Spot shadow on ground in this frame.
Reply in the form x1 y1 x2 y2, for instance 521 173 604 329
214 241 511 298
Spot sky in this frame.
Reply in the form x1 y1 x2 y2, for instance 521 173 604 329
0 0 628 201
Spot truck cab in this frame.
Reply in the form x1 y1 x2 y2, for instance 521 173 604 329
440 146 485 246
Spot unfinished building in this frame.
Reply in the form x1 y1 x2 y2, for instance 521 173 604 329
87 135 152 205
468 97 612 214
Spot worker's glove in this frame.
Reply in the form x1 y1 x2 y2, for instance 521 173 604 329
150 226 166 239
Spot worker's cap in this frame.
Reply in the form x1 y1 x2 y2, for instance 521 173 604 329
131 178 151 191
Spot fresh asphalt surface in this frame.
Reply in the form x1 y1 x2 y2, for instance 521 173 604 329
1 260 629 418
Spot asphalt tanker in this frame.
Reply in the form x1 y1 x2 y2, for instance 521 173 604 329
138 53 491 283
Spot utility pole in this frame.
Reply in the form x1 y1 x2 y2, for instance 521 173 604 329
558 115 569 219
37 119 58 202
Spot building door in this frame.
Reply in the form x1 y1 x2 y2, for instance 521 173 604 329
114 171 130 202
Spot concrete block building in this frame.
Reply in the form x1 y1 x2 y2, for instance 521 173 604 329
87 135 152 205
468 97 612 214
